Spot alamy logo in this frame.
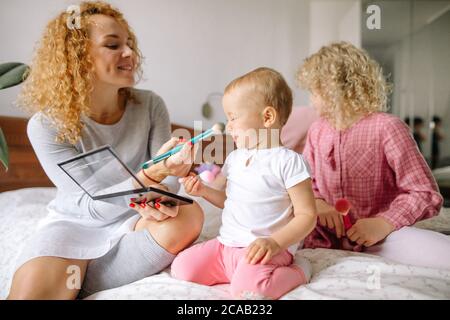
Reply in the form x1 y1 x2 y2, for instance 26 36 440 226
366 265 381 290
366 4 381 30
66 265 81 290
66 5 81 30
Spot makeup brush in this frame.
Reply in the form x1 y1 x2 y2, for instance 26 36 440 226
141 122 226 169
335 198 364 251
335 198 353 230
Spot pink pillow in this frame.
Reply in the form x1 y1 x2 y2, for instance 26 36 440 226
281 106 319 154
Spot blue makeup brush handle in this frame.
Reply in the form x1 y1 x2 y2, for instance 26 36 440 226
141 129 214 168
190 128 213 144
151 144 184 164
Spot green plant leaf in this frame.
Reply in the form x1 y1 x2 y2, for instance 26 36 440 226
0 127 8 171
0 62 29 89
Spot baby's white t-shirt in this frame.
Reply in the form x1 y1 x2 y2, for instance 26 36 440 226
217 146 311 255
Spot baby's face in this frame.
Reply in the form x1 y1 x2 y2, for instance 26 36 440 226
222 87 266 149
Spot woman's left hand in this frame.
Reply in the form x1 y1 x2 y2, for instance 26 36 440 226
132 199 180 222
246 237 282 265
347 217 395 247
130 185 180 221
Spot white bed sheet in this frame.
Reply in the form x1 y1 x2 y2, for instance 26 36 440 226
1 187 449 299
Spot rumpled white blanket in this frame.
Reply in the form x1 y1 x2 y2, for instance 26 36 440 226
1 187 449 299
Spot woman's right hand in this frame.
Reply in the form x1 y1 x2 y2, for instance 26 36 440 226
162 137 196 177
316 199 344 238
143 137 196 182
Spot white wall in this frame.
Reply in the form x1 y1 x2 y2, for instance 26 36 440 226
367 10 450 160
0 0 311 129
0 0 364 130
339 0 361 46
309 0 361 54
0 0 67 119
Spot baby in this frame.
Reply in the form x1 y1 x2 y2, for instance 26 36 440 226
171 67 317 299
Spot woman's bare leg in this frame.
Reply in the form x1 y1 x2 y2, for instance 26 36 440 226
78 202 204 296
7 257 89 300
134 201 204 254
8 202 203 299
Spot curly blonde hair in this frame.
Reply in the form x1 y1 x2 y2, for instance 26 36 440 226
17 1 143 144
297 42 391 122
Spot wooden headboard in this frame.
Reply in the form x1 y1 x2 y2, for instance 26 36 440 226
0 116 53 192
0 116 231 193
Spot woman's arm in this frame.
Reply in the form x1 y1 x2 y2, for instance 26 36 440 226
27 114 133 221
28 112 189 221
145 94 181 193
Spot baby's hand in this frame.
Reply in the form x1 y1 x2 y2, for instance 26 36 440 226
179 172 205 197
246 237 281 265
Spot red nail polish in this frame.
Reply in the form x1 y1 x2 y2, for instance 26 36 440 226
140 203 146 208
188 141 193 146
130 198 136 202
155 203 160 209
155 198 161 203
129 203 135 208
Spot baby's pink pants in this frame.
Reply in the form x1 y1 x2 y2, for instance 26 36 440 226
171 238 308 299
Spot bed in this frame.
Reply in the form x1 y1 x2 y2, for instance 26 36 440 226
1 116 450 300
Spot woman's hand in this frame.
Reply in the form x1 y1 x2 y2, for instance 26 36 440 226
143 137 196 183
246 237 282 265
179 172 205 197
316 199 345 238
129 187 180 221
160 137 196 177
347 217 395 247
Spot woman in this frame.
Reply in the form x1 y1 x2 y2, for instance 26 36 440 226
8 1 204 299
298 42 450 269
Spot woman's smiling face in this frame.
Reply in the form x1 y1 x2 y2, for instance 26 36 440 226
88 14 137 88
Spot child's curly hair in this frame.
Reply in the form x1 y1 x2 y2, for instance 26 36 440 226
297 42 391 121
17 1 143 144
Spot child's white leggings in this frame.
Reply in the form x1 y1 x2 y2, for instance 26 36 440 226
364 226 450 270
